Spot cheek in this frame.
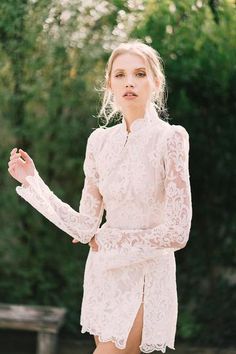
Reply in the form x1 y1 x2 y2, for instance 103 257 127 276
111 82 124 101
110 81 123 107
141 82 152 100
111 79 123 95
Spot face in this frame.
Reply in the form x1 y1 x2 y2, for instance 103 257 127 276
109 52 157 116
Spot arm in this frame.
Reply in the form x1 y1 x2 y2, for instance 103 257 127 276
95 125 192 270
16 129 104 243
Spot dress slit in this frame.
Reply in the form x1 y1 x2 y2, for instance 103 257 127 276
141 273 146 304
125 273 146 347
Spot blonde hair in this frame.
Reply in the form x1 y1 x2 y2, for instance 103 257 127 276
98 39 168 126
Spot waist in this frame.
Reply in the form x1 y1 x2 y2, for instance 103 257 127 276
97 222 176 255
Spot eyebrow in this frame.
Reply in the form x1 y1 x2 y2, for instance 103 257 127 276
114 67 146 73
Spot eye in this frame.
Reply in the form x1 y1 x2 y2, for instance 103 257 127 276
136 72 146 77
115 73 124 78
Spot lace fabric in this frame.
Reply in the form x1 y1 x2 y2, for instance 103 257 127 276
15 105 192 353
95 125 192 271
16 129 104 244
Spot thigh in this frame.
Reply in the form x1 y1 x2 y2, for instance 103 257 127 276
93 303 143 354
94 335 99 347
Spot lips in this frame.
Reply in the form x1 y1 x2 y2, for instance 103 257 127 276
123 91 138 97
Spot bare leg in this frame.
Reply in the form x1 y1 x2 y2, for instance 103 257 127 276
94 335 99 347
93 302 143 354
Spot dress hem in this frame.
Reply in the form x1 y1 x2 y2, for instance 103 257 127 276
81 325 175 353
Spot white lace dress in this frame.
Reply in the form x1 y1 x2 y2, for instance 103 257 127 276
16 105 192 353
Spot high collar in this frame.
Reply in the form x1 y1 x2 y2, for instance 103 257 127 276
120 103 164 134
121 117 146 133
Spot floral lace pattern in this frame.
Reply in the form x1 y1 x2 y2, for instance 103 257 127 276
95 125 192 271
15 105 192 353
16 129 105 244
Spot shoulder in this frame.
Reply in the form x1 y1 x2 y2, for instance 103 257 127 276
88 124 119 139
88 127 105 141
151 120 189 143
149 119 188 139
167 124 189 140
159 123 189 148
164 124 190 156
86 125 118 154
87 127 107 146
88 123 122 144
153 122 189 158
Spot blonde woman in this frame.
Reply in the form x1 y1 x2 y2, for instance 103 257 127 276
8 40 192 354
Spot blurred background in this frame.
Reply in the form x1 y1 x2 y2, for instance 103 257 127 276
0 0 235 353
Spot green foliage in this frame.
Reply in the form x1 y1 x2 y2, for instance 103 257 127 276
0 0 235 345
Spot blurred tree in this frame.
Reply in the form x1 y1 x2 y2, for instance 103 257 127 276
209 0 220 23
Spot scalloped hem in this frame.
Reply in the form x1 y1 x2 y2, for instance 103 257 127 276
81 325 175 353
81 326 126 350
140 343 175 353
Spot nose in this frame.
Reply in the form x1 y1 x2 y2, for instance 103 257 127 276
125 75 135 88
125 82 134 88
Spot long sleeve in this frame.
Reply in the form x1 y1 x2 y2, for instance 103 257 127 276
95 125 192 270
16 129 104 243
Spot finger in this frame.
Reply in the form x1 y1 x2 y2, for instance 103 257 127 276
10 153 25 163
72 239 79 243
8 166 16 175
19 149 31 162
8 160 17 168
10 154 21 162
10 148 18 156
8 166 14 173
10 152 20 160
8 165 17 173
8 159 24 167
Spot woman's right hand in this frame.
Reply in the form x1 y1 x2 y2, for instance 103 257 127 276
8 148 36 187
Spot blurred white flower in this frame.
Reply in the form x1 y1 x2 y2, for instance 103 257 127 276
60 10 73 24
169 3 176 13
196 0 203 8
145 36 152 44
166 25 173 34
50 24 60 40
170 53 177 60
60 0 71 7
128 0 144 10
118 10 126 19
96 1 110 14
43 0 145 51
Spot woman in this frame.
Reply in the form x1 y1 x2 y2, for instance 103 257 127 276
8 40 192 354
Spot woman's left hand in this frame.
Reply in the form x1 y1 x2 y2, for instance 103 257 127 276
72 236 99 252
88 236 99 252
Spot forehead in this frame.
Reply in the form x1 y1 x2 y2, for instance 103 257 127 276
112 52 147 71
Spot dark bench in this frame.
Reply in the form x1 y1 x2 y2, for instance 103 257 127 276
0 303 67 354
